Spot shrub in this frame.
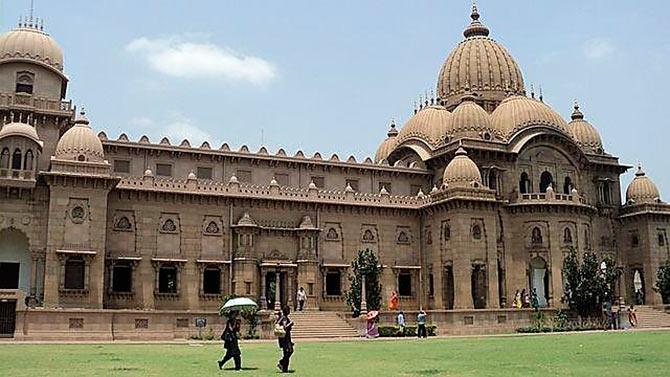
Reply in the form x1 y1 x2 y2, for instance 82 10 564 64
655 260 670 304
378 325 436 337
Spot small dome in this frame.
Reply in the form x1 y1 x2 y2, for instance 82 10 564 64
0 121 43 147
0 23 64 73
396 104 451 148
437 5 525 106
568 103 604 154
490 95 568 138
442 147 482 188
54 110 105 162
374 121 399 163
449 96 496 139
237 212 257 227
626 166 661 204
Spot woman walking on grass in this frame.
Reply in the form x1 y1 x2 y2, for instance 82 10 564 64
276 305 295 373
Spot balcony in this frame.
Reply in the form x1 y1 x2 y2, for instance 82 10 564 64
0 92 74 116
508 190 593 209
0 168 36 188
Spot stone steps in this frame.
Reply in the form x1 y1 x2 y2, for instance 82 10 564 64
288 312 360 339
634 306 670 329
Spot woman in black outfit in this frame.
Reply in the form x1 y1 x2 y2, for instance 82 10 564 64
218 316 242 371
276 305 294 373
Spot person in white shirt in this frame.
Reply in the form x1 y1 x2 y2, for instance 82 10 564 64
397 311 406 336
296 287 306 311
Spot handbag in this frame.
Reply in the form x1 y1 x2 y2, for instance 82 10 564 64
274 323 286 338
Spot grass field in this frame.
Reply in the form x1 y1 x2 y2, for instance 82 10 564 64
0 331 668 377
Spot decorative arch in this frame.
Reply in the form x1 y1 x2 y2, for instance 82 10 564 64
519 172 531 194
539 171 553 193
531 227 543 245
11 148 22 170
0 227 32 295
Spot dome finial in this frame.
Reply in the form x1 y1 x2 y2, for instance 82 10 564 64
387 119 398 137
571 100 584 120
464 1 490 38
636 163 645 177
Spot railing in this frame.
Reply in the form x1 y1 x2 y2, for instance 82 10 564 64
513 191 589 205
0 168 35 180
0 92 74 114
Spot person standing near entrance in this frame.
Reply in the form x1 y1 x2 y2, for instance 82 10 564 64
296 287 306 311
417 310 427 338
276 305 294 373
218 315 242 371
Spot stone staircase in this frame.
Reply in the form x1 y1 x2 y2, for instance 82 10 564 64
634 306 670 329
289 311 361 339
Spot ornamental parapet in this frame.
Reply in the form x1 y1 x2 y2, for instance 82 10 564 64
508 191 591 207
618 202 670 219
116 176 433 209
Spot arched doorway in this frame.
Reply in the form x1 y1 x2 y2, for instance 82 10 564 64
632 268 645 305
529 257 548 307
539 171 553 193
471 264 487 309
443 265 454 309
0 228 31 293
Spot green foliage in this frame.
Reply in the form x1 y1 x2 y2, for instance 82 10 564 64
218 293 260 339
654 260 670 304
345 249 383 316
562 249 620 318
378 325 437 337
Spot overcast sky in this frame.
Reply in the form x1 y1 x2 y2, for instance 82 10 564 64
1 0 668 198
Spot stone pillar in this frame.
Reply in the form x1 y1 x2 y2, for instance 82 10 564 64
261 270 267 310
360 274 367 315
274 269 281 311
432 265 444 309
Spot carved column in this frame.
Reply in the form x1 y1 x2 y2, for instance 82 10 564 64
274 268 281 311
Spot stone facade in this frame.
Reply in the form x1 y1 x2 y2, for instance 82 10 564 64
1 6 670 339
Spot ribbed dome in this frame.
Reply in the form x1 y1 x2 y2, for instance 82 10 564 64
437 6 525 106
442 147 482 188
396 104 451 148
374 122 399 163
490 95 568 138
626 166 661 204
54 111 105 162
449 96 497 139
0 122 42 147
568 103 604 154
0 24 64 72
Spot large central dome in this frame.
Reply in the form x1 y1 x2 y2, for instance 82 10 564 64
437 5 525 109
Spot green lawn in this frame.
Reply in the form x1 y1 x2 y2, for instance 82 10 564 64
0 331 668 376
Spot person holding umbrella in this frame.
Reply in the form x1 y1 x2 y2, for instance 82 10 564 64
218 297 258 371
218 313 241 371
365 310 379 338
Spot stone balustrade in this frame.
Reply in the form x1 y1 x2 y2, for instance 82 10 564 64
118 176 434 209
0 92 74 115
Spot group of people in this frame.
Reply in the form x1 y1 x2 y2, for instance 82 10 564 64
396 310 428 338
512 288 540 310
217 305 295 373
603 299 638 330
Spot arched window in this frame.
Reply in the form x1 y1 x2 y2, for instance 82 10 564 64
472 225 482 240
563 228 573 244
563 176 573 194
11 148 22 170
531 227 543 244
15 72 34 94
519 172 530 194
539 171 553 193
23 149 34 170
0 148 9 169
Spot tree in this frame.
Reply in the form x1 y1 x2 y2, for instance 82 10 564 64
562 249 620 318
345 249 383 316
655 260 670 304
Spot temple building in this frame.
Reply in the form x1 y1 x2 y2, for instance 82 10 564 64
1 6 669 338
